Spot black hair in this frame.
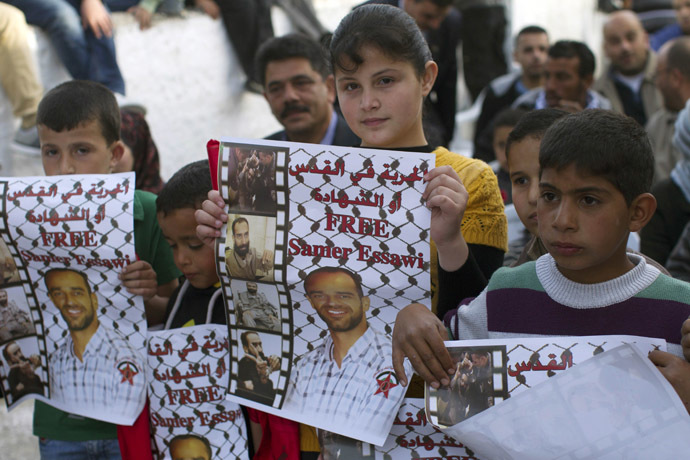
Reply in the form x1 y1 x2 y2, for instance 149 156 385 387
304 266 364 297
255 33 330 86
156 160 212 216
505 108 568 160
492 108 527 132
37 80 120 146
240 330 260 348
416 0 453 7
539 109 654 205
330 4 432 77
231 217 249 235
2 341 17 364
44 268 92 295
666 36 690 78
548 40 595 77
169 434 212 459
515 25 548 44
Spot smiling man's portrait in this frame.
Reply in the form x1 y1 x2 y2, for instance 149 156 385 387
45 268 144 416
284 267 405 433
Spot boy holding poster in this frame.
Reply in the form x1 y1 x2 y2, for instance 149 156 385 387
156 160 226 329
394 110 690 398
33 80 179 459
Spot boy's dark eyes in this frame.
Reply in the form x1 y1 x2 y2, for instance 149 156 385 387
512 177 528 186
343 82 359 91
377 77 394 85
581 196 600 206
540 191 557 202
189 243 204 250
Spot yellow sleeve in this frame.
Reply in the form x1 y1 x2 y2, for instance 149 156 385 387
429 147 508 310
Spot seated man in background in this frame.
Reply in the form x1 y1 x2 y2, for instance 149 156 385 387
594 10 662 126
257 34 359 147
474 25 548 162
513 40 611 112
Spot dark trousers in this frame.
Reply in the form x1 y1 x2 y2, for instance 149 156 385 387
461 5 508 101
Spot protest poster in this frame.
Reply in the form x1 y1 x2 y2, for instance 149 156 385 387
424 336 688 459
425 335 665 428
0 173 146 425
215 138 433 445
148 325 249 460
316 398 479 460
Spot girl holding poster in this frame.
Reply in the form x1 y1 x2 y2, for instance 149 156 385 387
196 3 506 454
196 2 507 390
327 4 507 389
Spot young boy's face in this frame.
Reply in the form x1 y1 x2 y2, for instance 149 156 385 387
508 137 541 236
158 208 218 289
537 164 633 284
492 125 513 171
39 120 123 176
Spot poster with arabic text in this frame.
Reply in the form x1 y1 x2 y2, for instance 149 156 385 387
428 336 690 459
215 138 433 445
148 325 248 460
0 173 146 425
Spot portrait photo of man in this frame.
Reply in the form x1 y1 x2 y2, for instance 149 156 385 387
45 268 145 416
235 281 281 332
283 267 406 433
227 147 278 214
438 351 494 426
2 340 43 402
168 433 212 460
0 288 35 342
225 216 275 281
236 331 280 405
0 239 19 285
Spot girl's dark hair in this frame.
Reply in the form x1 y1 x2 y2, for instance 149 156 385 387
120 109 164 194
329 4 432 77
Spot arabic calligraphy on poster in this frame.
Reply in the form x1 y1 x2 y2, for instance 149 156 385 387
441 343 690 460
0 173 146 425
425 336 666 430
148 325 249 460
317 399 478 459
217 139 433 446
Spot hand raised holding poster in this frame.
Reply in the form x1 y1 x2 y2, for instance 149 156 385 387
215 138 434 445
0 173 146 425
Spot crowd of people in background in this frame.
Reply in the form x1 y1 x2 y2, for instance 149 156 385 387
2 0 690 459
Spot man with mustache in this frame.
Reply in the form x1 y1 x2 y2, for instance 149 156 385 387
257 34 360 147
225 217 274 280
593 10 662 126
237 281 280 331
45 268 144 414
3 341 43 402
284 267 407 434
0 288 34 342
236 331 280 404
514 40 611 113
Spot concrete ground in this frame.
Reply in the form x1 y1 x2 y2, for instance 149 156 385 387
0 400 37 458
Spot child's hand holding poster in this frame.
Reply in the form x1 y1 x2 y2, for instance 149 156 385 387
0 173 146 425
148 325 249 459
425 336 690 459
215 139 433 445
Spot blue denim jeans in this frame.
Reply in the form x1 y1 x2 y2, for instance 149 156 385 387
106 0 183 15
38 438 122 460
5 0 126 95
